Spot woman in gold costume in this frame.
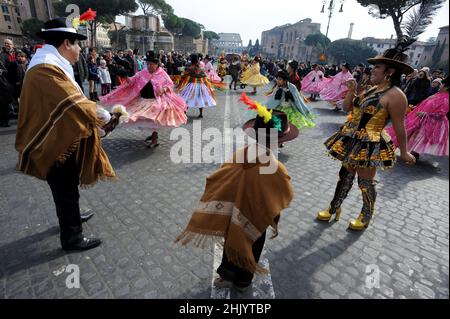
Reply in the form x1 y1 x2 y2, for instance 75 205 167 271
317 40 417 231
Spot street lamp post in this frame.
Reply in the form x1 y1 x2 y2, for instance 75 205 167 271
321 0 345 39
320 0 344 62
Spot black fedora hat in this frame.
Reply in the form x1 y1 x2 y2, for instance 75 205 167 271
36 17 87 41
145 51 159 63
276 69 289 81
288 60 299 70
240 92 299 144
242 110 299 144
190 53 199 64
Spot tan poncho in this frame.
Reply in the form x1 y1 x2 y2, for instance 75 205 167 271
15 64 116 186
176 146 294 273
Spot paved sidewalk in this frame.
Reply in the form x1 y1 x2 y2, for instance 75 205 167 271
0 88 448 299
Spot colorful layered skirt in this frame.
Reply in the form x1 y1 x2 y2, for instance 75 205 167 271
178 76 217 109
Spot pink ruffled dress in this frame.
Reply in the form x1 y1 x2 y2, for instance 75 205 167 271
204 61 222 83
301 70 325 94
319 70 354 102
386 91 449 156
100 67 187 130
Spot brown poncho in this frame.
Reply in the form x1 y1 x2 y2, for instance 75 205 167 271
15 64 116 186
176 146 294 273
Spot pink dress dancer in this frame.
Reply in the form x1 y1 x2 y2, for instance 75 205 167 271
204 61 222 83
100 67 187 130
386 91 449 157
319 70 354 103
302 69 325 94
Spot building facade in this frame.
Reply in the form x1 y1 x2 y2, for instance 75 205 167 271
261 18 321 61
22 0 53 21
124 15 174 53
1 0 53 45
261 24 288 58
1 0 27 44
361 37 396 56
210 33 244 55
420 25 449 68
362 36 442 69
174 32 208 55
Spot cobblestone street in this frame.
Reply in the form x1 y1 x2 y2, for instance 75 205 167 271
0 87 448 299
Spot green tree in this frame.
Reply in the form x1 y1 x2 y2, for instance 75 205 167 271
179 18 202 38
108 29 128 50
328 39 378 66
21 18 45 43
304 32 331 48
356 0 445 41
249 39 260 56
254 39 260 51
137 0 173 16
53 0 138 47
203 31 220 40
304 32 331 62
161 13 184 35
162 14 202 39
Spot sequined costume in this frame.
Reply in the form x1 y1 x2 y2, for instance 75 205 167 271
325 86 396 169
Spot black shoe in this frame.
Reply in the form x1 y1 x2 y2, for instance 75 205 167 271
62 237 102 252
145 132 159 148
80 210 94 223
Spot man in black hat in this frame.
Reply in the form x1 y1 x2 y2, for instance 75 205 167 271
15 18 117 251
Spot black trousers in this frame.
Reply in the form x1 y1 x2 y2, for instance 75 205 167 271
47 153 83 247
217 231 266 288
0 102 9 125
75 75 85 94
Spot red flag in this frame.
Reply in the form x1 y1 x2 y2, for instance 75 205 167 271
80 8 96 21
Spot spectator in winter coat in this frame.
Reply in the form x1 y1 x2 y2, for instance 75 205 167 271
0 59 14 126
11 51 29 101
405 70 431 106
73 51 88 94
98 60 112 96
87 56 100 101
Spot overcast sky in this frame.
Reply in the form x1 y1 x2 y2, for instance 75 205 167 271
119 0 449 44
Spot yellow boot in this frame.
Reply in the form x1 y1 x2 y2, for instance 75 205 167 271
318 167 355 223
348 213 370 231
317 207 342 222
349 178 377 231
